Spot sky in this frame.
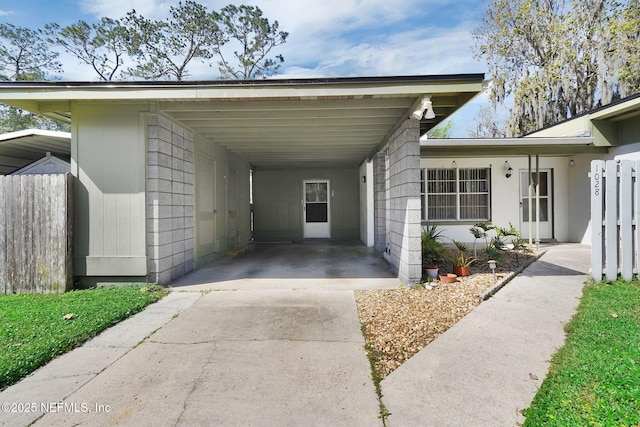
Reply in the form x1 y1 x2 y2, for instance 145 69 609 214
0 0 493 136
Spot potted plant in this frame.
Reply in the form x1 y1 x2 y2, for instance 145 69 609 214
450 240 476 277
422 224 446 279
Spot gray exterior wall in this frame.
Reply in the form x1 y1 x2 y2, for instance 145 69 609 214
147 114 195 284
379 119 421 285
253 167 359 241
193 135 251 267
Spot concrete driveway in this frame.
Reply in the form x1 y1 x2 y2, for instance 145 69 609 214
172 241 402 291
24 290 381 427
1 243 593 426
2 242 395 426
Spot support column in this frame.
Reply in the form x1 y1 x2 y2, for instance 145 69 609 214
373 152 387 253
147 114 195 284
375 118 422 285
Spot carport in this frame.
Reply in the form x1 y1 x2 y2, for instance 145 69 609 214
0 74 485 286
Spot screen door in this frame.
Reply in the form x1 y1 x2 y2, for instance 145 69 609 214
303 180 330 238
520 169 553 239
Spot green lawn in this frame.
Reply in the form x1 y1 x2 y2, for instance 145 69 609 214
0 285 168 390
524 280 640 426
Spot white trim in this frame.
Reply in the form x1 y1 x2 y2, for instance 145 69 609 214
0 128 70 143
421 137 594 147
302 179 331 238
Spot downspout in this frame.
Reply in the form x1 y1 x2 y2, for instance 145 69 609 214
528 155 533 245
535 154 540 251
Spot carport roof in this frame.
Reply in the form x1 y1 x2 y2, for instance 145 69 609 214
0 74 486 168
0 129 71 175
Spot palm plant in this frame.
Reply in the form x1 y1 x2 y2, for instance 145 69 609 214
421 224 446 267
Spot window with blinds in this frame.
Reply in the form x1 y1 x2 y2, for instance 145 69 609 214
421 168 490 221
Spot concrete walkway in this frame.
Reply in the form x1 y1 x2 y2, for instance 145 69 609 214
0 244 590 426
380 244 591 427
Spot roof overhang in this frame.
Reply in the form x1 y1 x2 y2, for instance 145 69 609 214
590 93 640 122
0 129 71 175
421 137 608 158
0 75 486 168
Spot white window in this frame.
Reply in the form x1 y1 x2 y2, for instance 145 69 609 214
421 168 491 221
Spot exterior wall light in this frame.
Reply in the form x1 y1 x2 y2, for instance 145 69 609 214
411 96 436 120
504 161 513 178
569 158 576 168
451 160 457 168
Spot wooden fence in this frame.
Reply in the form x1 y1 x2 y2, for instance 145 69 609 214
0 174 73 293
591 160 638 281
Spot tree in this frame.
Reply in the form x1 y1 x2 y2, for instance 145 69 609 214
468 105 507 138
425 120 453 139
0 23 61 80
473 0 640 136
123 1 222 80
45 18 130 81
0 23 67 132
0 106 69 134
217 5 288 79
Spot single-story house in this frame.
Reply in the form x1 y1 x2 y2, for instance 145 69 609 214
0 75 488 286
420 92 640 247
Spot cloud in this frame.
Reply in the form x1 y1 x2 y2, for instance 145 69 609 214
0 10 14 17
68 0 486 80
79 0 173 19
278 21 486 78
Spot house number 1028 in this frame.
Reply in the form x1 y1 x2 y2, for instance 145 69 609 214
593 166 600 196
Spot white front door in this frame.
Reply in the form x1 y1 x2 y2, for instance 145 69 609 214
519 169 553 240
303 180 330 238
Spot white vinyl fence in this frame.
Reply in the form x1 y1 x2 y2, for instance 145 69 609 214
591 160 638 281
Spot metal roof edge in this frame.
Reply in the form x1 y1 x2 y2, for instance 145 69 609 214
525 91 640 136
0 128 71 143
421 136 595 147
0 73 486 89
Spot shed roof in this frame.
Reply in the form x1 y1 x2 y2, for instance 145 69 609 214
10 152 70 175
0 129 71 175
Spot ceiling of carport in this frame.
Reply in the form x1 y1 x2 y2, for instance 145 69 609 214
160 92 477 169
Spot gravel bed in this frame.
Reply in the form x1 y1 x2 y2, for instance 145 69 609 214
355 250 536 379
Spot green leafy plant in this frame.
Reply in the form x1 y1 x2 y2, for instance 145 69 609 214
421 223 446 267
469 221 494 257
450 240 477 268
511 238 533 262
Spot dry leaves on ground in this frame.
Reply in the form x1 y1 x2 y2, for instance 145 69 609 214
355 250 535 379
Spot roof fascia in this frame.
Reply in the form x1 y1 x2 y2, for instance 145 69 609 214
0 128 71 143
421 137 594 147
590 96 640 121
0 76 485 102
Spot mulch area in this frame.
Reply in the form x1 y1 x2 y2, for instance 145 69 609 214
355 249 536 379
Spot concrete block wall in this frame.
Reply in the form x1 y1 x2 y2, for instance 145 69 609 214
380 119 422 285
147 115 195 284
373 152 387 253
